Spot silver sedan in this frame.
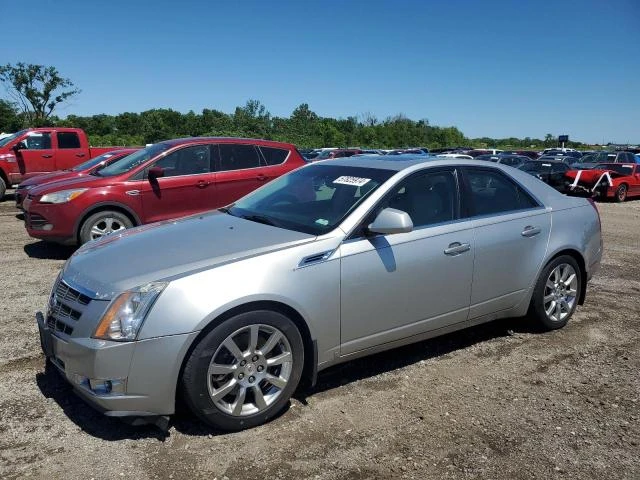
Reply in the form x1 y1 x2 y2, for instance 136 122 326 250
37 157 602 431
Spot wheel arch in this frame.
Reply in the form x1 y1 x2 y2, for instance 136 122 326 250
175 300 317 409
74 202 141 243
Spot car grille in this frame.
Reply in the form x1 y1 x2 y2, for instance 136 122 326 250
47 278 93 336
27 213 48 228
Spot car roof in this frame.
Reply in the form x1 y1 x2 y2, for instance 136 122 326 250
157 137 296 148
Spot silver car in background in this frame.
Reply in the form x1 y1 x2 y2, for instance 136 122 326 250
37 157 602 431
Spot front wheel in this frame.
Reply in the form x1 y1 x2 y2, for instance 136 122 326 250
0 176 6 201
181 310 304 431
528 255 582 330
79 210 133 245
615 184 627 202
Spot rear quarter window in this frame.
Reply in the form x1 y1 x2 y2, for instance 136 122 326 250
260 146 290 166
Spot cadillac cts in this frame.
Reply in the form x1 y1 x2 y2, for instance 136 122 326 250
37 157 602 431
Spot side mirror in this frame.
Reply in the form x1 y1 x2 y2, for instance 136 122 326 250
367 208 413 235
12 141 27 152
148 166 165 180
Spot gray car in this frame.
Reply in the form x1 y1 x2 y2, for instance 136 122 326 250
37 157 603 431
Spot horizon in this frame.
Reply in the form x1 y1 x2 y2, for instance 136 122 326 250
2 0 639 144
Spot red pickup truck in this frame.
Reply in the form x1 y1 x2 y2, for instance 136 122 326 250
0 127 124 200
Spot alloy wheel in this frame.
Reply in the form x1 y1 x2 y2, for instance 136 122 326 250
543 263 578 322
207 324 293 416
90 217 127 240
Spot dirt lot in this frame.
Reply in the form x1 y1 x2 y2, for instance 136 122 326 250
0 190 638 480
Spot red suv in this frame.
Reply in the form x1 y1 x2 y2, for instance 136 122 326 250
23 137 306 245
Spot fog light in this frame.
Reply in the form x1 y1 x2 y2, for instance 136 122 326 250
42 224 53 231
72 374 126 395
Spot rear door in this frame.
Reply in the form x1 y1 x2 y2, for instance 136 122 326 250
460 167 551 319
55 131 88 170
16 131 55 180
214 143 267 206
139 143 217 223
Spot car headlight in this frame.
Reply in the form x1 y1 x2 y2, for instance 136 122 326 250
93 282 167 341
40 188 88 204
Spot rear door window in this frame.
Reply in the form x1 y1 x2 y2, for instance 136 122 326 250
259 146 290 166
218 144 261 171
462 168 539 217
57 132 81 149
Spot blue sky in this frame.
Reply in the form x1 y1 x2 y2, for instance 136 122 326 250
3 0 639 143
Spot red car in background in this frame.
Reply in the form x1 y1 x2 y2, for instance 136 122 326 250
23 137 306 245
565 163 640 202
15 149 138 209
0 127 127 200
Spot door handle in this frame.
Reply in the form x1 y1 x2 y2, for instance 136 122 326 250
41 154 52 158
444 242 471 256
256 174 267 182
196 181 210 188
521 226 541 237
75 153 86 158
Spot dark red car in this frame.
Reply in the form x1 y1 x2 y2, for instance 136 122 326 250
23 137 306 245
15 149 138 209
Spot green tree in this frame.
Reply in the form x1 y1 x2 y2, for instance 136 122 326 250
0 63 80 126
0 99 21 131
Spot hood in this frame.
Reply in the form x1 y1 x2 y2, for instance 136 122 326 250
63 210 316 298
19 170 80 188
29 174 107 197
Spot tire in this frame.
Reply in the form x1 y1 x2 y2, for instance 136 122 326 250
182 310 304 431
615 184 627 202
0 176 6 201
78 210 133 245
528 255 582 331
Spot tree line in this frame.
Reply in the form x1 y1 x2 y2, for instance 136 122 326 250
0 62 586 150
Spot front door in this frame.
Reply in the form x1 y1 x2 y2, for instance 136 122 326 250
16 131 55 180
339 168 474 355
139 144 217 223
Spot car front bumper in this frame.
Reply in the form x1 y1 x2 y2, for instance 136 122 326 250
24 200 80 244
37 311 198 418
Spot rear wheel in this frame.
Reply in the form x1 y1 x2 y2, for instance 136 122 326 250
528 255 582 330
182 310 304 431
79 210 133 244
615 184 627 202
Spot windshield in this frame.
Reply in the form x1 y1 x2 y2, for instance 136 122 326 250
0 129 27 147
581 152 613 164
226 164 394 235
71 151 126 172
97 143 171 177
595 164 635 175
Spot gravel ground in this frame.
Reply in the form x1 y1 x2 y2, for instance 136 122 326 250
0 190 638 480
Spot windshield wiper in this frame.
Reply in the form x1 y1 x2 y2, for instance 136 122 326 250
239 214 279 227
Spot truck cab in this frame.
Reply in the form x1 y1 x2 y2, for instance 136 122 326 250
0 127 119 200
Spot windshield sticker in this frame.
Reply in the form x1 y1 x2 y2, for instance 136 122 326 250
315 218 329 226
622 165 633 169
333 176 371 187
